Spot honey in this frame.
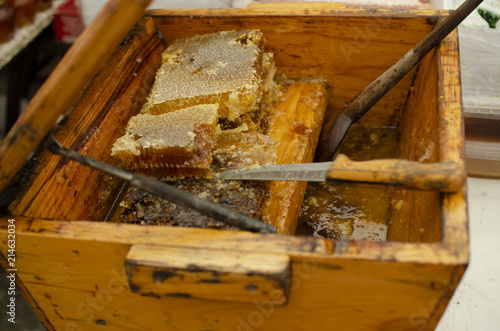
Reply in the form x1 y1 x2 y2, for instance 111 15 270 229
146 30 266 121
296 127 399 241
111 104 218 177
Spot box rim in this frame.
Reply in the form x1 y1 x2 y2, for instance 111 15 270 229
0 9 468 267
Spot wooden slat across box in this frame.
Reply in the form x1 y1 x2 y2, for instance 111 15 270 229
0 5 467 331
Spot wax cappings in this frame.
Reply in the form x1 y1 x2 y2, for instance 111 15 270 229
111 104 218 176
148 30 265 121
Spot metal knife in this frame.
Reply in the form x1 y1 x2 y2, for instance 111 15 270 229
217 154 465 192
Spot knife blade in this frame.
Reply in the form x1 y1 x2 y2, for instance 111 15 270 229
217 162 333 182
217 154 466 192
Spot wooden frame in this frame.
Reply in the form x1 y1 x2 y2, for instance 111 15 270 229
0 7 467 330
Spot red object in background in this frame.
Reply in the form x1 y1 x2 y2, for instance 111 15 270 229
53 0 84 43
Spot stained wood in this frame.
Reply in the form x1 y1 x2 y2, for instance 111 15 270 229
0 216 465 331
315 0 483 162
0 0 152 193
263 82 328 234
0 8 468 331
316 0 483 162
387 26 465 243
387 47 441 243
125 244 290 305
8 17 165 220
435 26 469 252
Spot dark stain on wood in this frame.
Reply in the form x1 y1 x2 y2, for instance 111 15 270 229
245 284 258 292
54 308 64 319
199 279 221 284
165 292 192 298
321 264 344 271
187 264 205 273
129 283 140 293
153 270 178 284
140 291 161 299
426 17 437 26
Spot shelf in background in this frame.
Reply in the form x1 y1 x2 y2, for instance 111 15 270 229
0 0 65 70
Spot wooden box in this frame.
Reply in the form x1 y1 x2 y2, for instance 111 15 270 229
0 5 468 330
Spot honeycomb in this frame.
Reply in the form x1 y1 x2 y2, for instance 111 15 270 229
216 52 279 133
146 30 265 121
111 104 218 177
212 129 277 171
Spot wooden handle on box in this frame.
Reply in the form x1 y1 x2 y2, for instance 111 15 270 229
125 244 291 305
327 154 466 192
0 0 151 193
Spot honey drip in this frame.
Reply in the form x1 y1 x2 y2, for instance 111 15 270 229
296 127 399 241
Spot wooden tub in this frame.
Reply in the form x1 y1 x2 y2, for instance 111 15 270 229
0 5 467 330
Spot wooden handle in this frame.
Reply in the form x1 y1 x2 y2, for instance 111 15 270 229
326 154 466 192
125 244 291 305
0 0 151 193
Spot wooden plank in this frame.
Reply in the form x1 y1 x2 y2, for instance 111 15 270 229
0 221 464 330
0 8 468 331
387 27 467 248
7 17 165 221
436 27 469 258
263 82 328 234
125 245 290 305
0 0 152 193
387 46 442 243
0 216 469 265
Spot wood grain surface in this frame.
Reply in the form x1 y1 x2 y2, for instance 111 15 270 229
0 0 152 193
263 82 328 234
0 8 468 331
8 17 164 220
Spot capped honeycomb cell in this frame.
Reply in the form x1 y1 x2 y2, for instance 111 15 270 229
112 104 218 177
147 30 265 121
216 52 279 133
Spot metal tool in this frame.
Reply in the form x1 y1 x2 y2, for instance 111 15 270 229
217 154 465 192
315 0 484 162
42 134 277 234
